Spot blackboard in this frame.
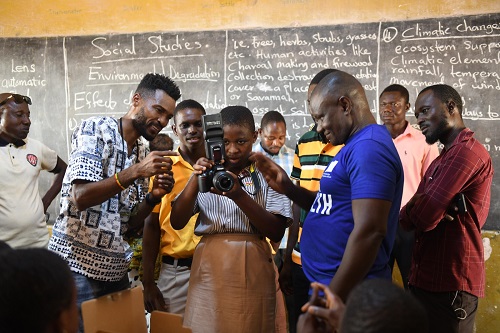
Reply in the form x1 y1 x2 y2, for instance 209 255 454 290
1 13 499 229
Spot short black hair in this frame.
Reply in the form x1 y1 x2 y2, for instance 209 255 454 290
340 279 428 333
419 84 463 114
220 106 255 132
310 69 338 86
173 99 206 122
149 133 174 151
0 248 75 332
135 73 181 101
381 84 410 104
261 110 286 129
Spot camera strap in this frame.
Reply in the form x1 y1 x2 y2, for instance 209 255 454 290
249 163 261 192
239 163 261 195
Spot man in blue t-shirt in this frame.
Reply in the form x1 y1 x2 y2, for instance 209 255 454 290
251 70 403 304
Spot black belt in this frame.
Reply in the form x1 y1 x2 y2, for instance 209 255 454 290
162 255 193 267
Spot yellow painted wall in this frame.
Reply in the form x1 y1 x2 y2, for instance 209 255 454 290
480 231 500 332
2 1 499 332
0 0 499 37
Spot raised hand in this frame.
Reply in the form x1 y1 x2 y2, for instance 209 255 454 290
300 282 345 333
150 171 175 198
249 152 293 195
137 150 179 178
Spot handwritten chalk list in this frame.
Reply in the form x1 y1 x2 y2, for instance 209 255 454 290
1 13 500 227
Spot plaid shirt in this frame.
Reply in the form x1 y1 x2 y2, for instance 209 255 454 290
252 142 295 177
400 129 493 297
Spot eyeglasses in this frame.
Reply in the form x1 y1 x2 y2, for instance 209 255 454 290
380 102 402 109
0 94 32 107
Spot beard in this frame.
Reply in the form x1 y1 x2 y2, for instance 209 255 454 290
132 107 155 141
425 117 448 145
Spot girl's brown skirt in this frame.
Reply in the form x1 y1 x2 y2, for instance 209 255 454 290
183 233 276 333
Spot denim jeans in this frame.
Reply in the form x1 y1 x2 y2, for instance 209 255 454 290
73 271 130 333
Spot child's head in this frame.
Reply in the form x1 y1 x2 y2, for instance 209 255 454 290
220 106 257 173
340 279 428 333
149 133 174 151
173 99 206 152
0 248 78 333
174 99 206 123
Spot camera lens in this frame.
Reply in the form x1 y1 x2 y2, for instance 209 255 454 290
213 171 234 192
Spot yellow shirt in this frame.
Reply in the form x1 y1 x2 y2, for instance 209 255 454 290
153 149 200 258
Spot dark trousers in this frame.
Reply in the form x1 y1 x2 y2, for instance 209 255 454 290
389 225 415 289
274 248 285 269
410 286 478 333
288 261 311 333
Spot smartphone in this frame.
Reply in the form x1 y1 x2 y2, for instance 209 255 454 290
456 193 467 214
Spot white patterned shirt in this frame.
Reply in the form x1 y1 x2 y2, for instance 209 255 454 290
48 117 149 281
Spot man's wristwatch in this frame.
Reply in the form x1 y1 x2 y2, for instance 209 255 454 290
145 193 162 207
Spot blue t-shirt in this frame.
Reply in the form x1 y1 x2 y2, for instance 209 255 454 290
301 124 403 286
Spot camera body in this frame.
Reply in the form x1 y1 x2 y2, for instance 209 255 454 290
198 114 234 193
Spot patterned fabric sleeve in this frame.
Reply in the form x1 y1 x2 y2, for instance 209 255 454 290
67 118 111 184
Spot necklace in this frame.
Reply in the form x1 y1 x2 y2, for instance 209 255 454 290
119 117 139 157
119 117 125 155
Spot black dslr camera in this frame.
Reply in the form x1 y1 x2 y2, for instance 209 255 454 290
198 114 234 193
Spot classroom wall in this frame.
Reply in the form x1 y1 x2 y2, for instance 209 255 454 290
2 0 500 331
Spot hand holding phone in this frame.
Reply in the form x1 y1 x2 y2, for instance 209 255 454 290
456 193 467 214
